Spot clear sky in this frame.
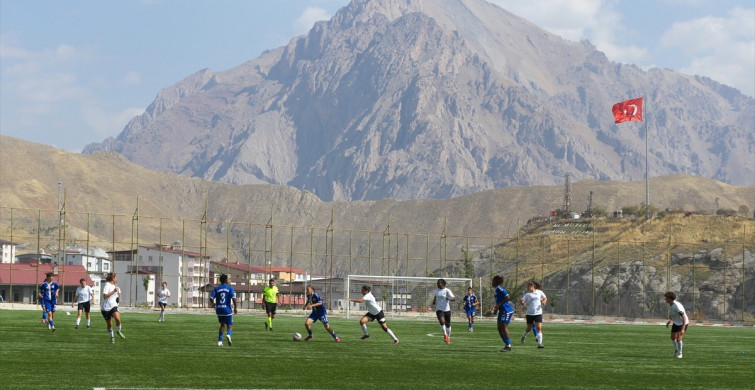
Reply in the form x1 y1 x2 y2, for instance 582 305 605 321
1 0 753 153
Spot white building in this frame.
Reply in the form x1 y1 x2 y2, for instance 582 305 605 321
0 239 16 264
110 245 210 308
52 247 112 303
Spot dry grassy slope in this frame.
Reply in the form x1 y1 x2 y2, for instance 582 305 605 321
1 135 753 246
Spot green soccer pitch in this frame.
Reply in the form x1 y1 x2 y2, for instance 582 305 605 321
1 310 753 389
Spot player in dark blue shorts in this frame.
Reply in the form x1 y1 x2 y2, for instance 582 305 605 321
303 285 339 342
492 275 514 351
210 274 237 347
463 287 479 332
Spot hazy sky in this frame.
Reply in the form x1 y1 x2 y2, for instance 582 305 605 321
1 0 753 152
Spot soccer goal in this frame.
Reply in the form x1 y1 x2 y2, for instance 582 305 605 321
345 275 473 319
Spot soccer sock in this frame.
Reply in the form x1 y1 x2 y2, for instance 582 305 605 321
308 329 313 336
386 328 397 340
504 337 511 346
672 340 678 352
332 332 338 339
227 329 232 336
532 327 539 337
446 326 451 337
536 333 543 345
109 329 114 337
76 318 81 326
49 319 54 327
361 324 369 335
677 341 683 354
218 332 223 342
87 319 90 326
522 329 528 338
441 325 447 335
117 325 122 332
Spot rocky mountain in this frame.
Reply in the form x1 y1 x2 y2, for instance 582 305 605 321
83 0 755 201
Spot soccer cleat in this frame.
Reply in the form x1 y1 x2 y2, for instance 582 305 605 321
470 328 473 332
361 335 370 340
226 334 232 346
51 327 55 332
334 337 340 342
75 325 79 329
304 335 313 341
538 345 545 349
394 339 399 345
111 337 115 344
269 328 273 332
118 331 125 339
86 325 90 329
521 335 526 344
501 346 512 352
443 334 449 344
673 351 679 357
217 341 223 347
676 353 682 359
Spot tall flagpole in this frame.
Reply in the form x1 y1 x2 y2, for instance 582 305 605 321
645 97 650 219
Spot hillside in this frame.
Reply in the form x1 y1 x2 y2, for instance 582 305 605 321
476 213 754 320
3 135 754 238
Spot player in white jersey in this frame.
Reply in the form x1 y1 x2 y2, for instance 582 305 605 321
432 279 456 344
347 286 399 344
519 281 547 348
664 291 689 358
72 278 94 329
101 272 126 343
157 281 171 322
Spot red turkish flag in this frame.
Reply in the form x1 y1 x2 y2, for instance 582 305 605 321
612 97 643 124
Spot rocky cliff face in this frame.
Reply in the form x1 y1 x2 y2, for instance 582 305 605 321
83 0 755 201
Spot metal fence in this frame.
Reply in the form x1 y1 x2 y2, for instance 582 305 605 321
1 206 752 321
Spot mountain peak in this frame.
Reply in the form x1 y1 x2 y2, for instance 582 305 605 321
83 0 755 200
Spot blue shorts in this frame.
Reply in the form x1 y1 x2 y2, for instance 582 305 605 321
465 308 476 317
217 315 233 326
43 301 56 313
498 310 514 324
308 312 329 324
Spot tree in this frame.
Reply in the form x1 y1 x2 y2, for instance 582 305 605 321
738 205 750 217
621 206 640 217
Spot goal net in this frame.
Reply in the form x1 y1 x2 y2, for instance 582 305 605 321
345 275 473 319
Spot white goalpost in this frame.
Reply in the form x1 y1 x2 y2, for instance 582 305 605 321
345 275 473 319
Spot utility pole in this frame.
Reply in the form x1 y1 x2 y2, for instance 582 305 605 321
562 173 572 214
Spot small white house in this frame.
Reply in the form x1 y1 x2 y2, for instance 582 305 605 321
0 239 16 264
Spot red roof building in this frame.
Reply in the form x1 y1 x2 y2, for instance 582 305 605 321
0 263 93 304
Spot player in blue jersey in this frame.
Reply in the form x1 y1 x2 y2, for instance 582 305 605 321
210 274 237 347
492 275 514 352
39 272 60 332
463 287 479 332
303 285 339 342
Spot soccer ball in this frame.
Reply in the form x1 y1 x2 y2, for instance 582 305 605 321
293 332 302 341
